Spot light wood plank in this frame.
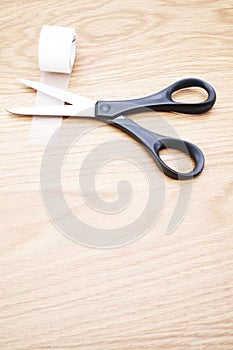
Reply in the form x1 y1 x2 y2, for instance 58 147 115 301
0 0 233 349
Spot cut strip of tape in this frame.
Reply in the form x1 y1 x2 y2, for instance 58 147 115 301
29 25 76 145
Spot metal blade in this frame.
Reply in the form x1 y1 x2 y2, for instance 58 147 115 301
7 105 96 117
18 78 96 107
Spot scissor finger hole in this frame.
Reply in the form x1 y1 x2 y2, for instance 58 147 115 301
159 147 195 173
172 87 208 103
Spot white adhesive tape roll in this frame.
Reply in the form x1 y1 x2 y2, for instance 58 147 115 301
38 25 76 74
29 25 76 145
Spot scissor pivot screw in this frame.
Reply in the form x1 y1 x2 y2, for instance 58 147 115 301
100 104 111 113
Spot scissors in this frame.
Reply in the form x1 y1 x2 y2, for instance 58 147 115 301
7 78 216 180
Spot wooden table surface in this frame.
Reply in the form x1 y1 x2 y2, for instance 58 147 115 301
1 1 233 349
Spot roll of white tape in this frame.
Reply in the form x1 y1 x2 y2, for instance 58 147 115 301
29 25 76 145
38 25 76 74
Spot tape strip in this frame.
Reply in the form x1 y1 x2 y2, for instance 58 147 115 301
29 25 76 145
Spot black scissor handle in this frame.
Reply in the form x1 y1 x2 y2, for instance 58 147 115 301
153 137 204 180
110 116 204 180
160 78 216 114
96 78 216 118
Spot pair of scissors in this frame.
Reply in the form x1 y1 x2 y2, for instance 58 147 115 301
7 78 216 180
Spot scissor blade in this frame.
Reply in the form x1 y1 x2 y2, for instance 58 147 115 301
7 105 96 117
18 78 95 107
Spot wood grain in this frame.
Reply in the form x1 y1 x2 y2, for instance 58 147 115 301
0 0 233 349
